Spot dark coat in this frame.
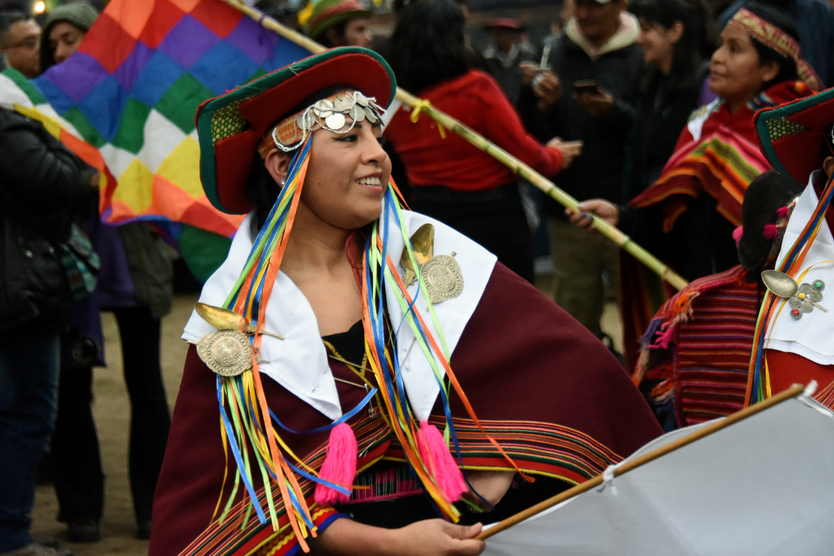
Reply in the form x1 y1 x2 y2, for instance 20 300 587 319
0 107 87 330
518 29 645 207
622 62 710 203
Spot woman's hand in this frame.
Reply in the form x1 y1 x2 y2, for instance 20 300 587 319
311 517 484 556
566 199 619 231
391 520 485 556
573 88 614 118
546 138 583 170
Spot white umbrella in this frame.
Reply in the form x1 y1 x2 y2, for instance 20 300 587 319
482 384 834 555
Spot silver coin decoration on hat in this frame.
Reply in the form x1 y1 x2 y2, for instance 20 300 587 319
272 91 386 153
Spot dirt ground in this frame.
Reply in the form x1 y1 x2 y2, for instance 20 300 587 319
30 293 198 556
28 275 622 556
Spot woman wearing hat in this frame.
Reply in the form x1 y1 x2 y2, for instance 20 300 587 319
305 0 374 49
631 170 805 430
570 3 819 370
149 47 660 555
745 86 834 408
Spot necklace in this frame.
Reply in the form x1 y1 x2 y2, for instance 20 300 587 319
323 340 378 419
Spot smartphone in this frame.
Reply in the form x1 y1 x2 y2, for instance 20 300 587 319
573 80 600 95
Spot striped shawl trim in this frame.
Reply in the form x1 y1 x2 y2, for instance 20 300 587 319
178 415 622 555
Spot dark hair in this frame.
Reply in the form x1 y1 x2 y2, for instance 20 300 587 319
387 0 470 93
0 10 30 39
318 19 348 48
741 3 799 86
630 0 714 76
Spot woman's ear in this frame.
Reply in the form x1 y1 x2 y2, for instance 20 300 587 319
823 155 834 179
759 59 780 85
264 148 292 185
668 21 684 44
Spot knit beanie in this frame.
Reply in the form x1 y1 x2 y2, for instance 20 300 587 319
39 1 99 72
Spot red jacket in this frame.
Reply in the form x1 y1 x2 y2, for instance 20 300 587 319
384 70 563 192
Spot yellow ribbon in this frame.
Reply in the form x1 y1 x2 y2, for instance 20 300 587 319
410 99 446 139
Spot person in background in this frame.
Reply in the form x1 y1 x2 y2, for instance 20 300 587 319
570 4 818 369
481 17 537 106
636 86 834 428
306 0 373 49
633 170 804 430
623 0 712 203
0 10 39 78
384 0 581 283
746 86 834 407
517 0 644 341
718 0 834 88
0 106 88 556
39 1 173 543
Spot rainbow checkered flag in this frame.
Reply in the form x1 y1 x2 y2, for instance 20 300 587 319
0 0 311 280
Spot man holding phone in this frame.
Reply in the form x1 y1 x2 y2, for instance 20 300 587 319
518 0 644 346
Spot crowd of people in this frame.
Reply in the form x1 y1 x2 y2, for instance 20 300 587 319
2 0 834 554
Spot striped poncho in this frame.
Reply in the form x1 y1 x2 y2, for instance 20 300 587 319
634 265 764 428
631 80 812 231
620 81 812 375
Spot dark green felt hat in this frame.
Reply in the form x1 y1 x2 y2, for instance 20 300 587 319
195 47 396 215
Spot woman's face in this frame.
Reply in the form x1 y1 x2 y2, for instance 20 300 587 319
709 24 778 108
636 18 680 73
299 118 391 231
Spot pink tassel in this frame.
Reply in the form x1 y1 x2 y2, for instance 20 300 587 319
776 206 791 218
762 223 779 240
417 421 467 502
654 324 676 350
732 226 744 246
314 423 357 506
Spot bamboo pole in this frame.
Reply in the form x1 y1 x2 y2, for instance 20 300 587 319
221 0 689 291
476 383 807 541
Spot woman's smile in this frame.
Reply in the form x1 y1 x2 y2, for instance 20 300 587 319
356 172 384 192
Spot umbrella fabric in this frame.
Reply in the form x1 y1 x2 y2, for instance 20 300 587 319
484 392 834 555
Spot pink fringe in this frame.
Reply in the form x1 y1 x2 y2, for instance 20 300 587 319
776 206 791 218
418 421 467 502
732 226 744 246
314 423 357 506
654 325 677 350
763 223 779 240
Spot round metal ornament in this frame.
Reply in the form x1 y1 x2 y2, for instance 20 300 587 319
325 112 346 130
350 104 366 122
333 96 352 111
196 330 253 377
421 254 464 304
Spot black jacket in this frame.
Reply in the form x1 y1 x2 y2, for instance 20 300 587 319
622 62 709 203
0 107 88 329
518 29 645 207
